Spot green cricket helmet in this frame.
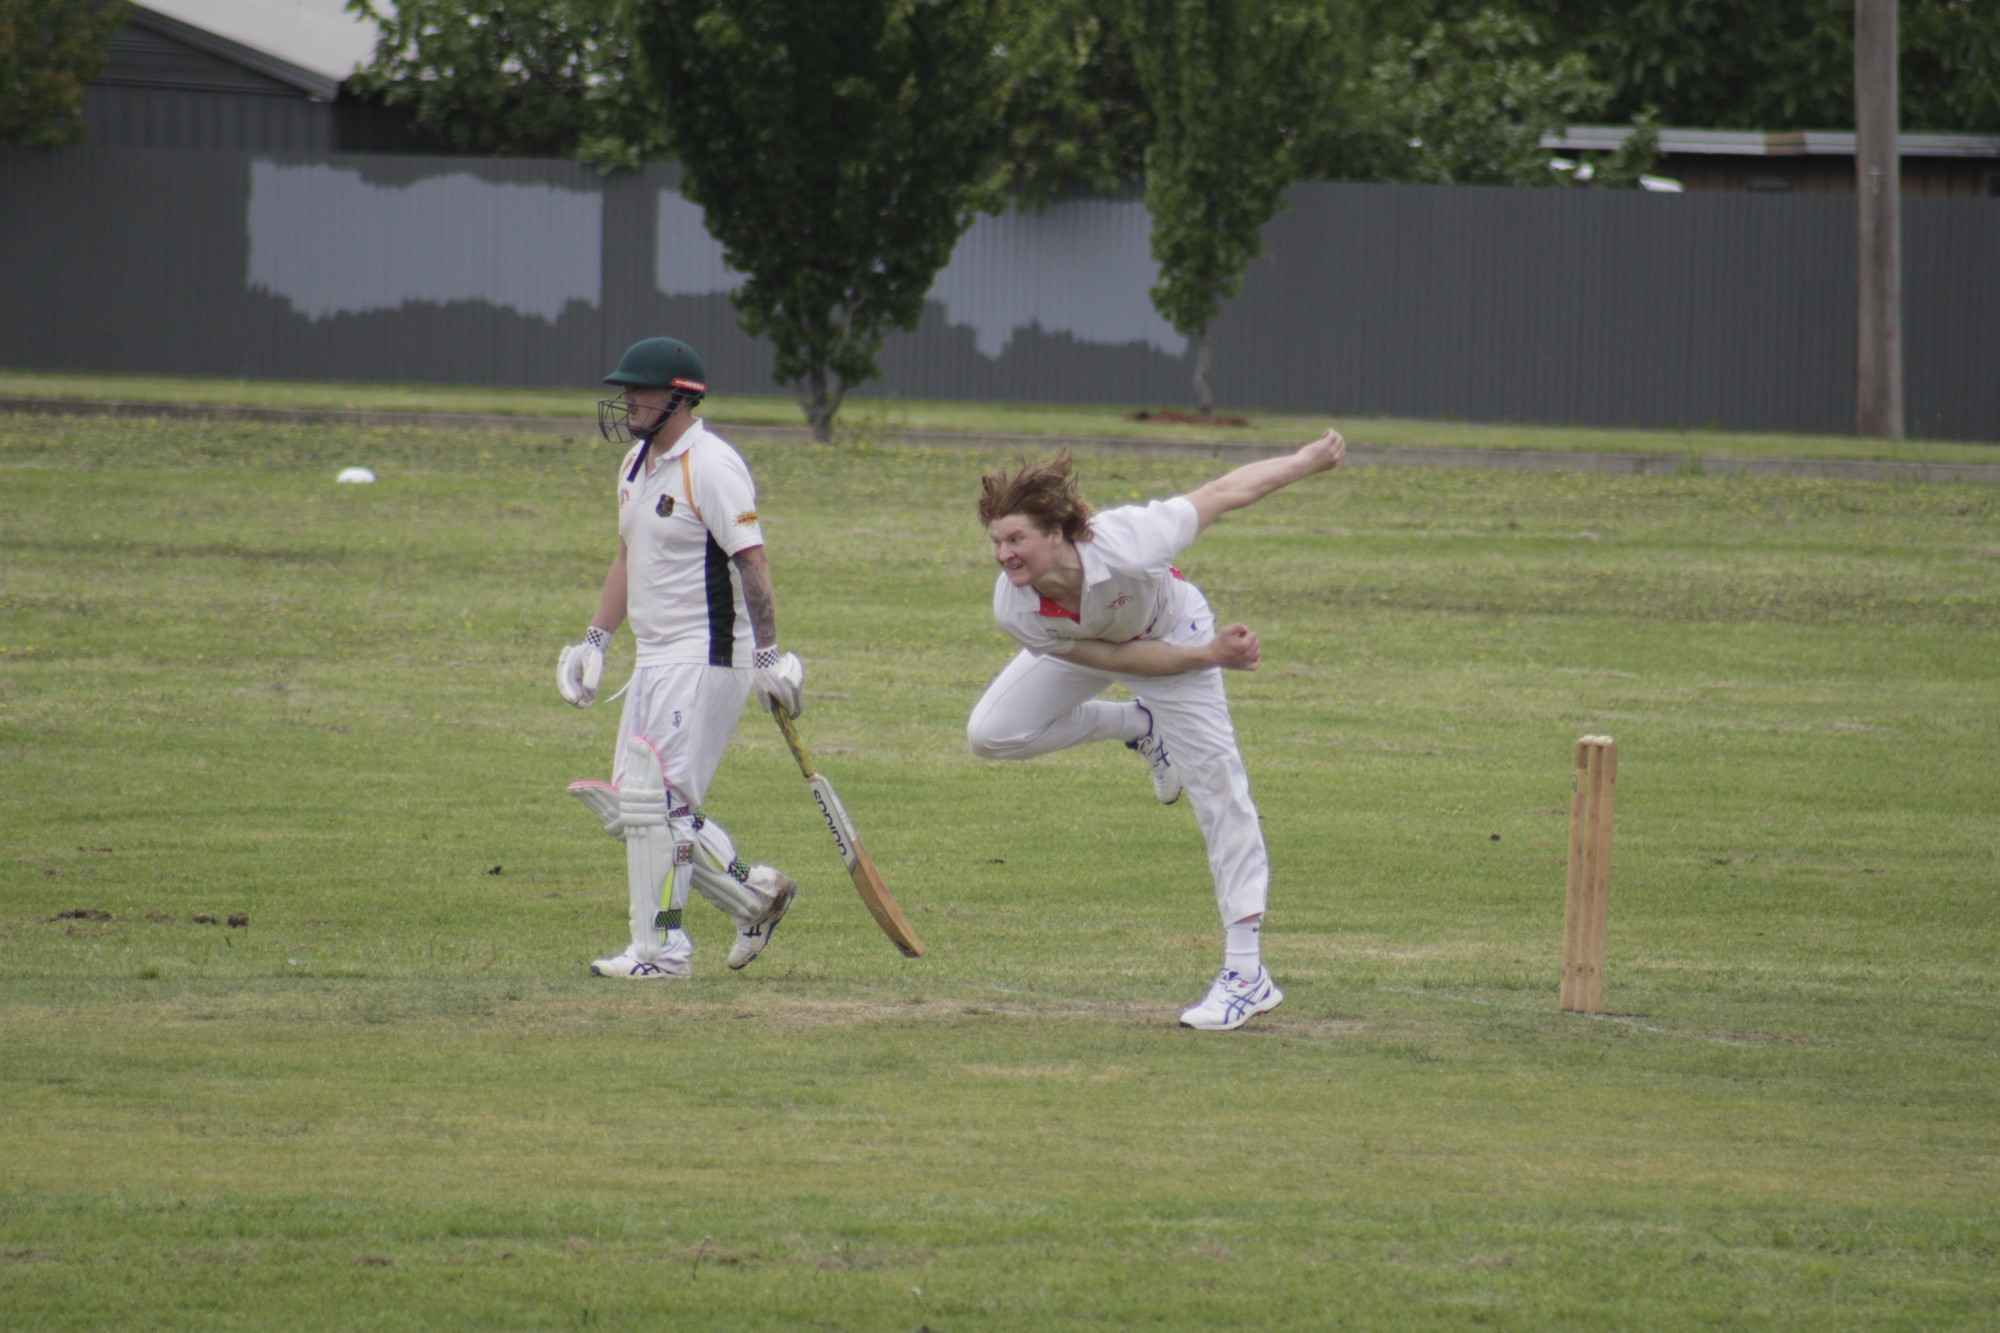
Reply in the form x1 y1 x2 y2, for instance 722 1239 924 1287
604 336 706 392
598 337 708 445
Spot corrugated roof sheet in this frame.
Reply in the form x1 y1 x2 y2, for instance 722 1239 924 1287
133 0 382 96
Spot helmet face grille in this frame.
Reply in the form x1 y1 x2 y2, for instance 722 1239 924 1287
597 387 703 445
597 397 636 443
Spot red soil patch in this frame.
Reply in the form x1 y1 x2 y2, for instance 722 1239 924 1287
1130 409 1252 427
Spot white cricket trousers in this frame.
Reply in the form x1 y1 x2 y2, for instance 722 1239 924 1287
612 661 751 801
607 662 768 949
966 648 1269 927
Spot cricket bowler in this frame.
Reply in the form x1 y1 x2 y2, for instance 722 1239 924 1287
968 430 1347 1030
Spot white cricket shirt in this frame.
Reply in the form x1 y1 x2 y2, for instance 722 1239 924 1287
616 420 765 667
992 496 1209 653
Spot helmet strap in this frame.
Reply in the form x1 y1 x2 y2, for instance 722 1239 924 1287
624 437 652 483
616 389 703 482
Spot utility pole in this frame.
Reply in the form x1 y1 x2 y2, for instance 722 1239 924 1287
1855 0 1903 438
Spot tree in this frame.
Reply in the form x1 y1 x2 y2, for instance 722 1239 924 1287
1123 0 1349 416
344 0 666 166
1901 0 2000 134
632 1 1010 442
0 0 129 148
1518 0 2000 133
1330 7 1651 187
993 0 1151 205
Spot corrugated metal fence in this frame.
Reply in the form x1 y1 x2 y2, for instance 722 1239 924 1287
3 146 1995 440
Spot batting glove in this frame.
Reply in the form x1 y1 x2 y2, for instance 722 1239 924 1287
557 626 612 707
752 646 804 718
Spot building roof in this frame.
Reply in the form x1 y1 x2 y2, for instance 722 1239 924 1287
1546 125 2000 160
132 0 383 100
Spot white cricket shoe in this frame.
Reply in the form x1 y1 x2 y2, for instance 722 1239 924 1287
590 932 692 979
1126 699 1182 804
727 868 798 971
1179 966 1284 1031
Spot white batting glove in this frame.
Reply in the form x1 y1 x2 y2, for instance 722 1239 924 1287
557 626 612 707
752 646 804 718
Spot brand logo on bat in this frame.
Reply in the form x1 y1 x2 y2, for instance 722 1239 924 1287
811 786 852 860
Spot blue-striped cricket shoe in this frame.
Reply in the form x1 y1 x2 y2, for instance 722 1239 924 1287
1178 966 1283 1031
590 936 692 979
727 869 798 971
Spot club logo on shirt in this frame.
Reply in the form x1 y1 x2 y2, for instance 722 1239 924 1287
1107 594 1133 611
734 510 758 526
656 493 675 518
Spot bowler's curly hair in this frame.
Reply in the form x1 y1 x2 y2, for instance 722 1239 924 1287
977 450 1095 543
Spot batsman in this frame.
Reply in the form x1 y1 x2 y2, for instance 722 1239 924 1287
555 336 804 979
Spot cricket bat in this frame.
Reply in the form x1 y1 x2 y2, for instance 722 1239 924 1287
770 704 925 958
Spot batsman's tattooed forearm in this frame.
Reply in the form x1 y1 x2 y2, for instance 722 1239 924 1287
732 548 779 647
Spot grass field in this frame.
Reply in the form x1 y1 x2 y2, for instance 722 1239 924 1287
7 368 2000 466
2 407 1997 1329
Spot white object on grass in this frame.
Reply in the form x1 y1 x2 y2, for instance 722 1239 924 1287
336 466 376 483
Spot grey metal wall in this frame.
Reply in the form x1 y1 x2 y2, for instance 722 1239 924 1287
78 86 442 155
2 146 1995 440
1231 183 1861 436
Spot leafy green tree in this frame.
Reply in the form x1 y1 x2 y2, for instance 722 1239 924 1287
1526 0 1846 130
1123 0 1349 416
993 0 1151 204
1902 0 2000 133
1335 7 1646 187
0 0 129 147
344 0 666 166
631 0 1010 442
1519 0 2000 132
1567 109 1662 189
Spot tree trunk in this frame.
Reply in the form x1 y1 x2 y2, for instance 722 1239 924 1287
794 366 838 444
1192 326 1213 418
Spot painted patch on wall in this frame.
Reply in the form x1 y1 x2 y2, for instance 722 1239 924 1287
652 190 1184 360
248 161 601 323
930 198 1185 359
656 191 740 299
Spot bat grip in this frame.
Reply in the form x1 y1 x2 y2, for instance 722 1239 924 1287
771 704 816 778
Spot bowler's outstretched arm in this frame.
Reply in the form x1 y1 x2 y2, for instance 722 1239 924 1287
1186 429 1346 533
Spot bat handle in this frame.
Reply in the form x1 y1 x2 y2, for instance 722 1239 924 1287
771 703 816 778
